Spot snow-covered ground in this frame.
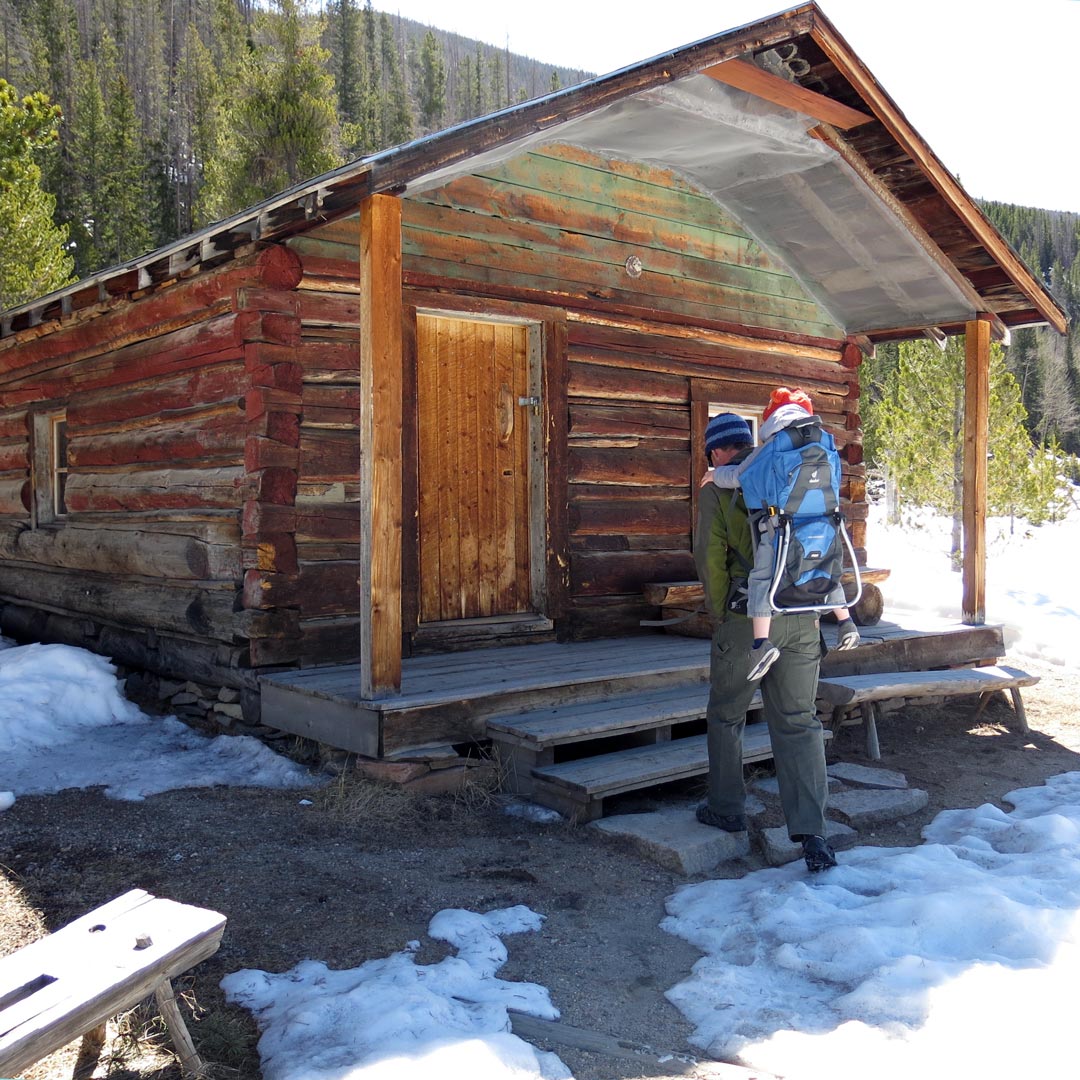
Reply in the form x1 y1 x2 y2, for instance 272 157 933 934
2 500 1078 1079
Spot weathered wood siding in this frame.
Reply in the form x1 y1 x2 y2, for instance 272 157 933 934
290 143 863 647
564 316 860 636
0 247 305 686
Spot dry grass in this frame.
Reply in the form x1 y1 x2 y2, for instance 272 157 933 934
313 770 417 825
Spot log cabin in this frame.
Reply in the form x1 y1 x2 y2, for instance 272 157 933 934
0 5 1066 753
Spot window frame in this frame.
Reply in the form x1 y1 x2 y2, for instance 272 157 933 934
31 409 69 526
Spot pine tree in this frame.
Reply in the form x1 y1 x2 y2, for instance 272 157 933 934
327 0 362 126
66 52 108 275
866 336 1068 557
415 29 445 132
197 0 343 223
379 11 411 147
0 78 73 308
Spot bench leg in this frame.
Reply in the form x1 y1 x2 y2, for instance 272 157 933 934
972 691 993 724
864 703 881 761
72 1022 107 1080
1009 687 1031 735
155 979 207 1078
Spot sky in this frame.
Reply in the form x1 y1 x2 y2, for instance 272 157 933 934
375 0 1080 214
2 498 1080 1078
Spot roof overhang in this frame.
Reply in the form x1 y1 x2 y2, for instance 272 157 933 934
1 3 1065 344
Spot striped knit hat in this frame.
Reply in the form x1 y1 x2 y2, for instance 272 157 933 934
704 412 753 455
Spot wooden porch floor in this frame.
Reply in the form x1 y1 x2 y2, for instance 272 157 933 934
259 615 1008 758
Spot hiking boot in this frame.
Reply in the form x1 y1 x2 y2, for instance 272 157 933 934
802 834 837 873
835 618 860 651
746 639 780 681
695 804 747 832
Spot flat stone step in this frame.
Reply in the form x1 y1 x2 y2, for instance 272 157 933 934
527 724 832 821
488 685 762 749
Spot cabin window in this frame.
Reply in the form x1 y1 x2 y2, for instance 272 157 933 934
706 403 760 445
689 384 764 529
31 410 69 524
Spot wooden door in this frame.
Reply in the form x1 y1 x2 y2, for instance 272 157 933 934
416 313 536 623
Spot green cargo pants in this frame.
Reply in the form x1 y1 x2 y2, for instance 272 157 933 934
704 611 828 840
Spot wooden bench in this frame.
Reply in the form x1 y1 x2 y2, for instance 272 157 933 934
816 664 1039 760
643 568 891 633
0 889 226 1079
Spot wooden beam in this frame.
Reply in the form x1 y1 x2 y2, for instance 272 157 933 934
962 316 990 625
702 58 873 130
359 194 403 697
809 16 1067 335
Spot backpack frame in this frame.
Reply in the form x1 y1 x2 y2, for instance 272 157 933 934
738 415 863 615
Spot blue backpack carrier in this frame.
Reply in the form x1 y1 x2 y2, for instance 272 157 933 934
738 415 862 613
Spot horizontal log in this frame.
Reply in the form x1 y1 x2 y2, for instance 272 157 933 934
570 550 696 596
0 414 28 440
242 531 298 574
298 291 361 328
95 624 258 687
301 406 360 429
0 522 241 579
245 437 300 471
569 446 688 487
0 561 242 641
0 246 301 361
0 442 28 472
403 251 838 339
568 403 688 443
243 562 361 616
0 601 257 688
642 581 705 606
65 353 245 433
571 534 688 552
404 197 817 308
71 410 245 468
568 361 687 405
570 317 844 372
295 504 362 542
573 342 846 401
297 340 359 376
64 467 245 513
297 616 362 666
564 595 655 640
299 430 361 481
569 497 690 537
0 477 29 517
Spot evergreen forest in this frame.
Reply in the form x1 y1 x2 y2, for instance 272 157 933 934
1 0 1078 480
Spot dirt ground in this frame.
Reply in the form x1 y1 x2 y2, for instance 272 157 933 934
3 655 1079 1080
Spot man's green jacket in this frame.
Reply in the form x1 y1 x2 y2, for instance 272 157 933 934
694 449 754 621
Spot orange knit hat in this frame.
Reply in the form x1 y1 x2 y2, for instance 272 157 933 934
762 386 813 422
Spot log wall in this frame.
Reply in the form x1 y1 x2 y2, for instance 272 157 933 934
0 246 305 690
0 143 865 686
292 143 863 647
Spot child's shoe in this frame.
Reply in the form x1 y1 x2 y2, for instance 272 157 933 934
835 618 860 651
747 639 780 681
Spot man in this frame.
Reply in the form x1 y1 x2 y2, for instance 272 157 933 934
693 412 836 872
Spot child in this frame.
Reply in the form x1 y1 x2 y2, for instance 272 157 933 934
705 387 860 681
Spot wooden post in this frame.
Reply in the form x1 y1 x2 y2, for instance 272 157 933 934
962 316 991 625
359 194 403 696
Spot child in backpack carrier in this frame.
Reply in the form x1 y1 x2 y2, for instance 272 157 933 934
705 387 861 682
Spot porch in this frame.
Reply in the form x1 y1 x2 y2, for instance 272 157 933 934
260 616 1011 819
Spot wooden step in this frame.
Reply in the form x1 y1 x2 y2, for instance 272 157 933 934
526 724 832 822
489 684 762 794
490 684 716 748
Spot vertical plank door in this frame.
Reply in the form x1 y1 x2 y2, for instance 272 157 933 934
416 313 532 622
